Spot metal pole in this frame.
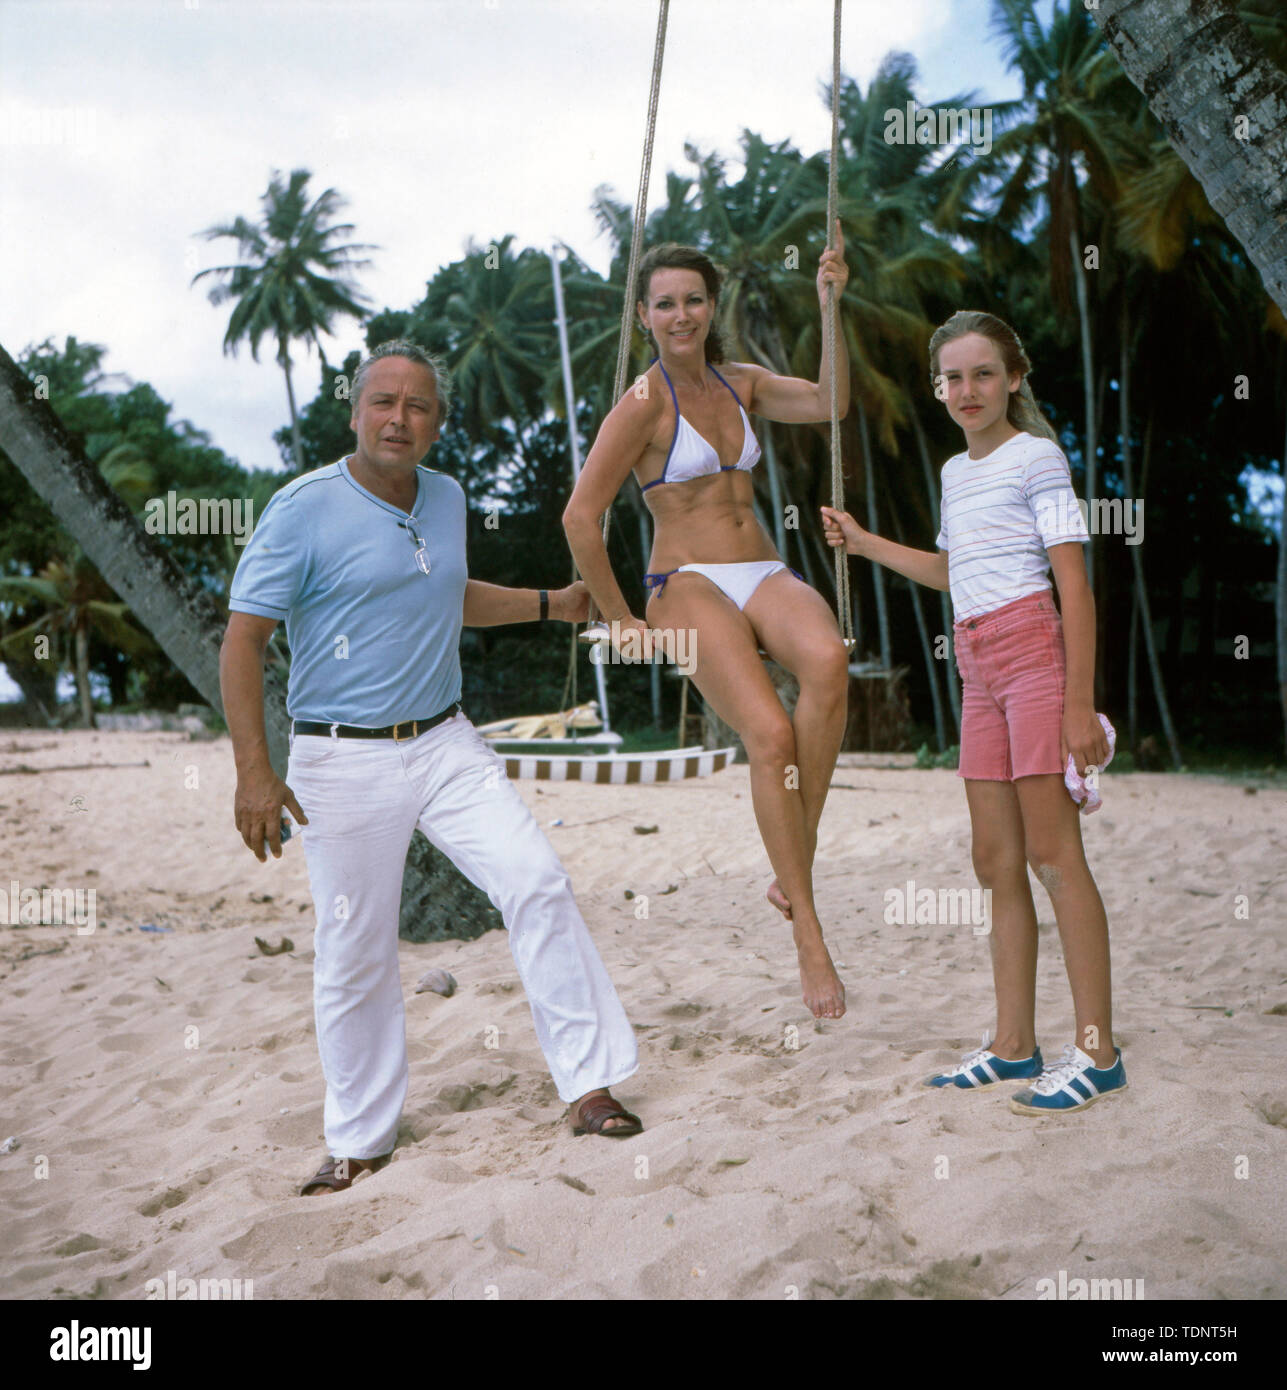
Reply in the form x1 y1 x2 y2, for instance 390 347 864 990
551 242 612 732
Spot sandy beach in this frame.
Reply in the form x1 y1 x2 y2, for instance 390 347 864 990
1 728 1284 1300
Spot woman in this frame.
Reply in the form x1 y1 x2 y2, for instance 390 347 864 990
562 228 851 1019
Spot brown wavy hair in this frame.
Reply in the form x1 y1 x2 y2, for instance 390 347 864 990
635 244 729 364
928 310 1058 443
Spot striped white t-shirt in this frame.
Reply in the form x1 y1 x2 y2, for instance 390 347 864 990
935 430 1089 621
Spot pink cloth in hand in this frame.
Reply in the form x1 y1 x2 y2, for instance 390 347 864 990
1064 713 1116 813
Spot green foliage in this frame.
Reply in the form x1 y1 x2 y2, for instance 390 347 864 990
915 742 961 770
5 6 1286 750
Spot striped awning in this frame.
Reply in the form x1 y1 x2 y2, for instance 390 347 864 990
503 746 737 783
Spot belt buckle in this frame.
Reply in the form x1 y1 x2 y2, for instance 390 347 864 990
392 719 418 743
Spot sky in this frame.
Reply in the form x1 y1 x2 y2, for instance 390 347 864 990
0 0 1025 476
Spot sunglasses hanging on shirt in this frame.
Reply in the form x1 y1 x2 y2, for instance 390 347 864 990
401 517 431 575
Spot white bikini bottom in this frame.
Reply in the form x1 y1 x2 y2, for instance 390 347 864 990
642 559 801 611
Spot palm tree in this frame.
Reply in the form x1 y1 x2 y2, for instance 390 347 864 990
951 0 1129 593
825 57 975 681
578 170 703 420
1090 0 1287 324
1091 0 1287 750
410 235 554 443
192 169 374 471
0 557 154 727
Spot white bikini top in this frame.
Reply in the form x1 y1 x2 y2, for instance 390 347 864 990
639 358 761 492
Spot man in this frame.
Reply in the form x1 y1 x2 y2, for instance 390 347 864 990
220 339 642 1197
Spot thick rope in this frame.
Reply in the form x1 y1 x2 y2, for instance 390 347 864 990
826 0 854 647
599 0 669 564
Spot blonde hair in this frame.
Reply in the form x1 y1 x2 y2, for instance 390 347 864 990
928 311 1058 443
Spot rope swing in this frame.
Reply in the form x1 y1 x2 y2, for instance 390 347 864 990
578 0 670 642
826 0 855 649
583 0 853 652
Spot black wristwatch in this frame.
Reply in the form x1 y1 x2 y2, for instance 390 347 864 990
539 589 549 622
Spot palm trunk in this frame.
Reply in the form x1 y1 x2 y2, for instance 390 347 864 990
1277 382 1287 753
279 344 305 472
857 401 890 667
74 624 95 728
797 517 821 591
1127 584 1139 750
5 656 58 726
1070 219 1097 592
1119 330 1182 771
0 337 498 943
745 336 792 562
911 408 961 732
889 497 948 750
1092 0 1287 320
760 425 788 559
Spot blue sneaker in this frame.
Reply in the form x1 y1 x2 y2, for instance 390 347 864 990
1010 1044 1128 1115
923 1032 1044 1089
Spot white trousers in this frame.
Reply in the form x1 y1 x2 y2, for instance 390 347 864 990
287 711 639 1158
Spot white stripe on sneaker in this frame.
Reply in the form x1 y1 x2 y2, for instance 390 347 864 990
980 1059 1000 1084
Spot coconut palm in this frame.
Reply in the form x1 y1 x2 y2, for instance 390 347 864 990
409 235 553 443
192 169 375 471
0 557 154 727
947 0 1130 592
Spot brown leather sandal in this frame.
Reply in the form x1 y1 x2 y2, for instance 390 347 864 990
299 1152 392 1196
571 1092 643 1138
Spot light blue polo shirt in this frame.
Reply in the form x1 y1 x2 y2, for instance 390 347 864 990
229 455 467 725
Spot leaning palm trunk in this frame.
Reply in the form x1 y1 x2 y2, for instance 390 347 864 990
4 657 57 726
1091 0 1287 320
1119 328 1182 770
0 339 499 943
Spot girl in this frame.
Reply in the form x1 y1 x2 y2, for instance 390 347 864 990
821 310 1126 1114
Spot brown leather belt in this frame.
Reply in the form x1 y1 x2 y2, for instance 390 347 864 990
291 701 462 741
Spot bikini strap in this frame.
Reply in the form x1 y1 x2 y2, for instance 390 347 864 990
652 357 681 486
643 566 681 594
707 363 747 411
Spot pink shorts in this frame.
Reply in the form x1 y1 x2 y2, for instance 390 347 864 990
953 591 1066 781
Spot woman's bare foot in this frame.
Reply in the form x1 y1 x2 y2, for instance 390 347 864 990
795 933 846 1019
767 878 793 920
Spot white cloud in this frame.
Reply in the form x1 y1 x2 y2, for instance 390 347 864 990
1 0 1015 474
